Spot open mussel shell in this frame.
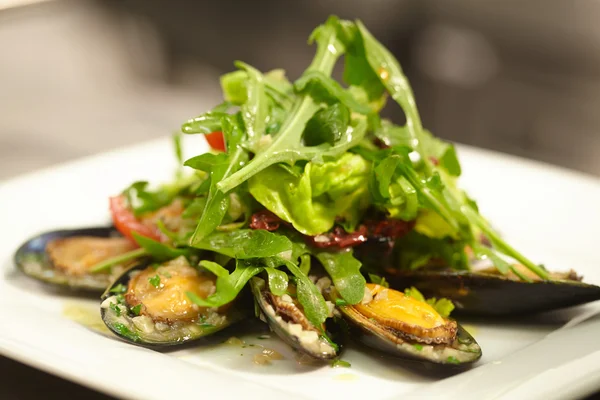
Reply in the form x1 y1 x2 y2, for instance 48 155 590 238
14 226 131 293
328 284 481 366
101 256 245 347
250 277 339 360
385 269 600 316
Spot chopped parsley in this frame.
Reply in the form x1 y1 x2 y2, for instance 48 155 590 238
131 304 142 316
446 356 460 365
112 323 140 343
413 344 423 351
148 274 161 288
109 302 122 317
198 315 215 328
109 283 127 294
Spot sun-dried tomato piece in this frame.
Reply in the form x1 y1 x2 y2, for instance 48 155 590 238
364 219 415 239
249 210 284 231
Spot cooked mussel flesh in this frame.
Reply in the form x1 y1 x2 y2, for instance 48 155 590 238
14 226 137 292
251 276 338 360
329 283 481 365
384 266 600 316
101 256 243 346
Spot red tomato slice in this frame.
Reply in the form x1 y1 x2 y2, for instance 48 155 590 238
109 195 162 242
205 131 226 152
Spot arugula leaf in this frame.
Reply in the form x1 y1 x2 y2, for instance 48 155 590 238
393 231 469 271
216 16 352 193
90 248 148 273
132 233 191 261
471 243 511 274
420 130 461 177
187 259 263 307
191 229 292 259
185 116 249 244
234 61 269 149
284 260 329 328
265 267 289 296
315 250 365 304
181 112 229 135
303 103 349 146
198 260 229 277
294 71 371 114
356 21 429 172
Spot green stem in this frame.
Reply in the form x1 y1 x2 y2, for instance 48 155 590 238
216 22 344 194
90 248 148 273
463 207 549 280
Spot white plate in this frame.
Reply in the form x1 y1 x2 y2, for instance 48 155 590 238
1 136 600 400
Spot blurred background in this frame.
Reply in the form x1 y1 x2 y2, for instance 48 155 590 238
1 0 599 181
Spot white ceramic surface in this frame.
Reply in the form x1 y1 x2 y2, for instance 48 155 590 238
1 136 599 400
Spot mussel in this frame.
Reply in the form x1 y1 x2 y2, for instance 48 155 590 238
101 256 243 346
384 266 600 316
14 226 138 292
250 276 339 360
327 283 482 365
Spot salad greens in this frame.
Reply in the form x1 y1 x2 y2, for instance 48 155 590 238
103 15 549 331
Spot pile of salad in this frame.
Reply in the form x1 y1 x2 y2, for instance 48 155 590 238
19 16 599 367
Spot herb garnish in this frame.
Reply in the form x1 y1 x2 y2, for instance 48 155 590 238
148 275 161 288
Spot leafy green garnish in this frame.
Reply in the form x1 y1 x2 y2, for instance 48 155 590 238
248 153 370 235
413 344 423 351
446 356 460 365
215 16 365 193
331 359 351 368
191 229 292 259
187 259 263 308
131 304 142 316
315 251 365 304
368 273 389 288
265 267 289 296
89 248 148 274
109 302 122 317
109 283 127 294
334 298 348 307
148 275 161 288
112 323 141 343
404 287 455 318
132 233 192 262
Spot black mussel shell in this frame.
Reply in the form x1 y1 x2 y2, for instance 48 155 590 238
250 277 339 360
14 226 127 293
385 269 600 316
327 287 481 366
347 317 481 366
101 259 245 347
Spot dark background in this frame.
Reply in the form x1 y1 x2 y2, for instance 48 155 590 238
1 1 599 399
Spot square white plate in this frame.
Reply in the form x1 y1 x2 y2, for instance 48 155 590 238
2 136 600 400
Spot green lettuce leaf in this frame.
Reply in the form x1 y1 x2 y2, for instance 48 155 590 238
248 153 370 235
